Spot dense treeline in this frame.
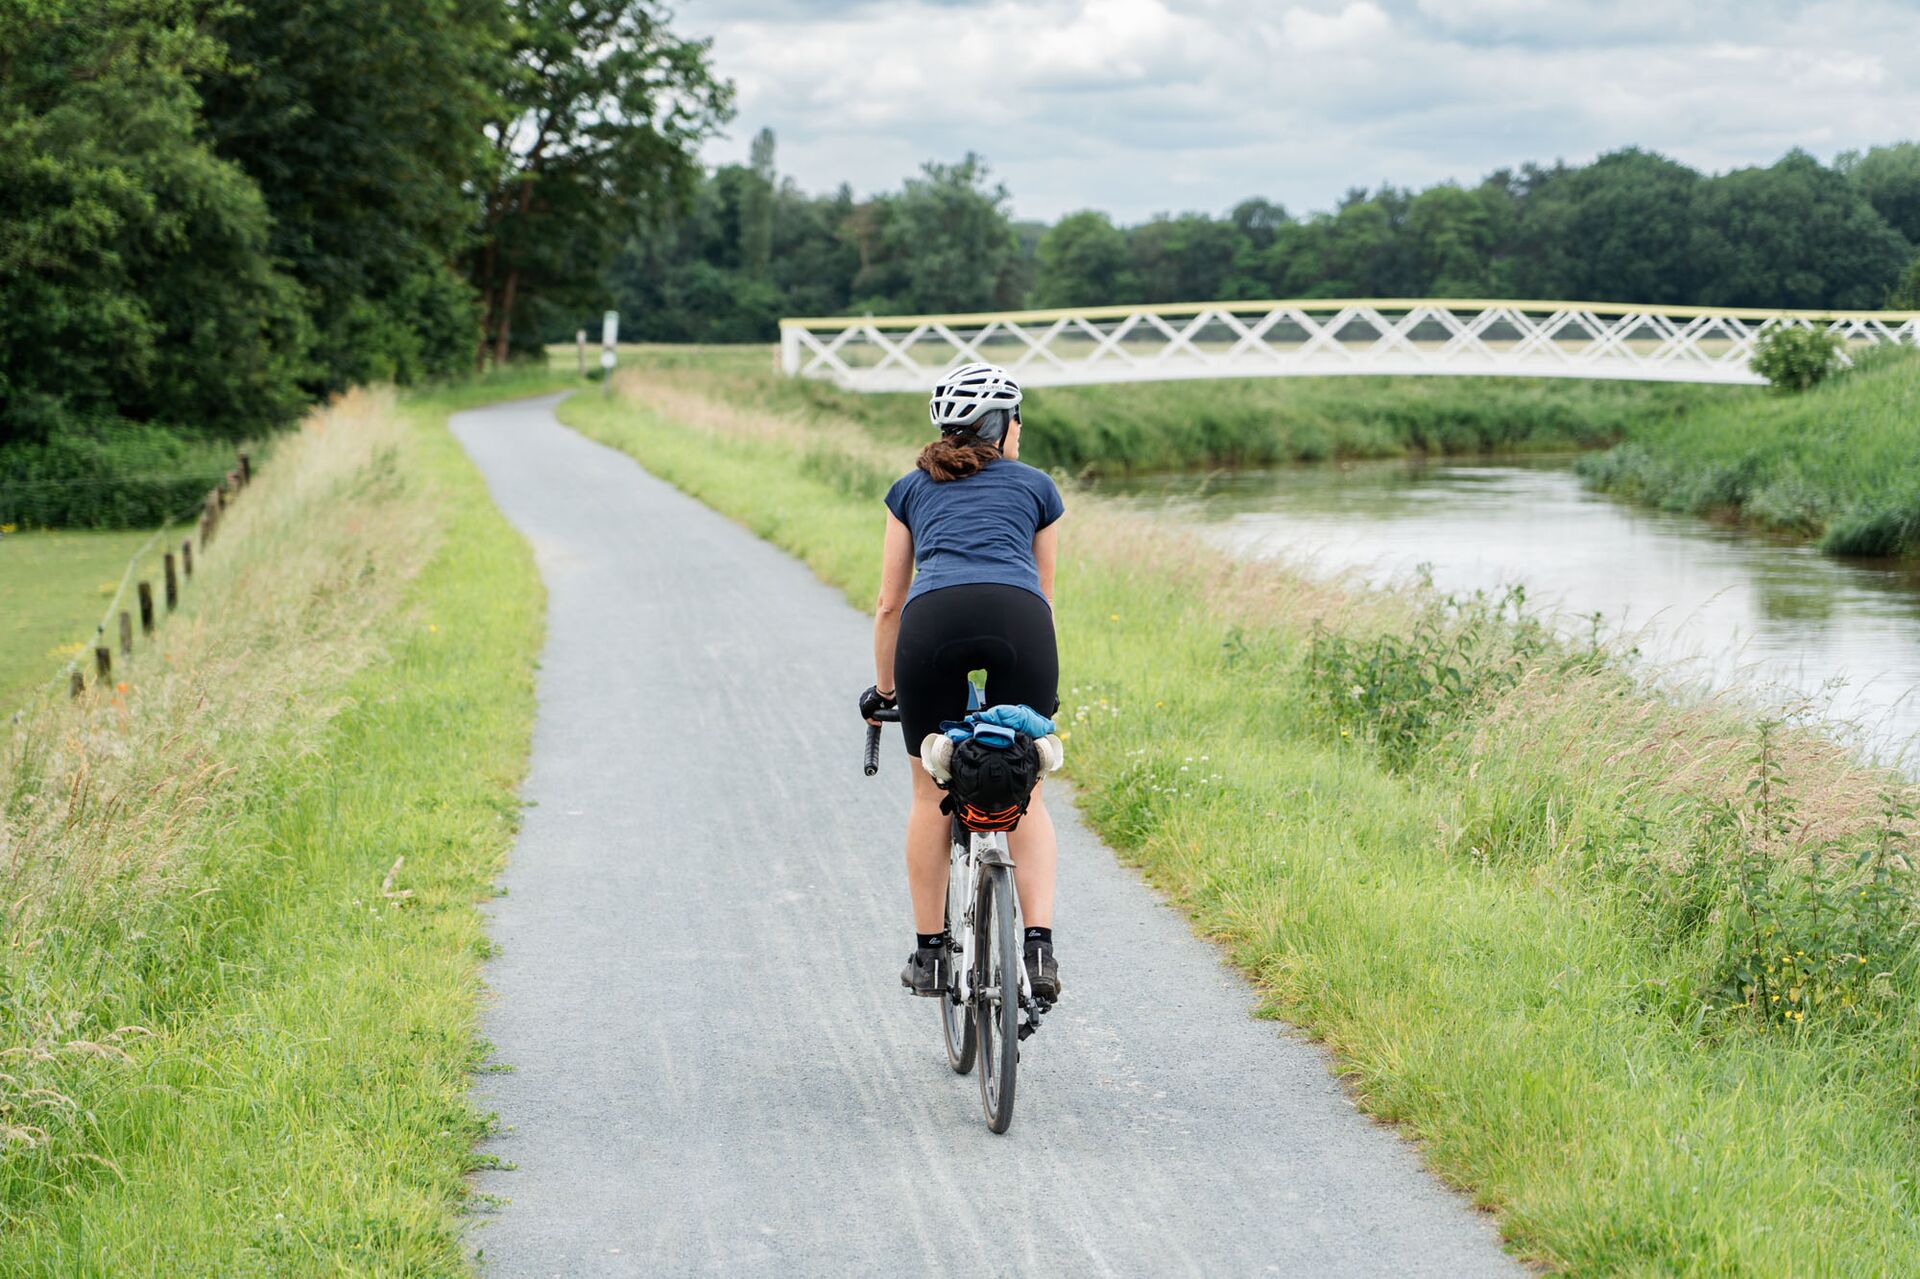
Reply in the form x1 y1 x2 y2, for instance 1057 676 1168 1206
1 0 728 525
613 139 1920 342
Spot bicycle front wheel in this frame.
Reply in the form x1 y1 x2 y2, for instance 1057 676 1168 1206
940 850 976 1075
973 862 1019 1134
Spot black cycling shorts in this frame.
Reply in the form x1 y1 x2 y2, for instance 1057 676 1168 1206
894 583 1059 757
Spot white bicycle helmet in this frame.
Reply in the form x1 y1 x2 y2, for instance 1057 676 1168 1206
929 362 1023 435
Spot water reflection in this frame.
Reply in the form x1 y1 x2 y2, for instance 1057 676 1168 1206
1101 458 1920 762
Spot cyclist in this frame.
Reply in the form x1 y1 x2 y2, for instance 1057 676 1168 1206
860 362 1065 1005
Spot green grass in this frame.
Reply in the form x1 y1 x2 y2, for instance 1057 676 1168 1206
1579 347 1920 556
558 365 1920 1276
0 380 558 1270
610 342 1730 476
0 526 173 711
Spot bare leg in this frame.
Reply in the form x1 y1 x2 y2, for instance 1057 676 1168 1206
1007 780 1056 929
906 765 951 935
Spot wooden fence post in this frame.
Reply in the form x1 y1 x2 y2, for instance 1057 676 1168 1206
70 671 85 699
164 552 178 611
94 646 111 682
119 611 133 659
138 582 155 636
238 451 252 486
182 539 193 579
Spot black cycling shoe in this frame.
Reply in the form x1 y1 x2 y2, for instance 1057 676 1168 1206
900 946 943 997
1024 941 1061 1004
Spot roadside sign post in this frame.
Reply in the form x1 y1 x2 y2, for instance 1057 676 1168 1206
601 310 618 398
576 328 588 377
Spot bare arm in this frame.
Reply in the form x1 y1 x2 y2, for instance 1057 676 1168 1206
872 513 914 705
1034 520 1059 603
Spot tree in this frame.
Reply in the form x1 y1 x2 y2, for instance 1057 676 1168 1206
1689 150 1911 310
1127 214 1247 302
1402 184 1502 296
1840 143 1920 245
1508 149 1701 303
1032 211 1135 307
738 127 775 280
1263 188 1413 298
880 154 1019 313
0 0 306 449
201 0 500 390
472 0 733 364
1229 198 1290 253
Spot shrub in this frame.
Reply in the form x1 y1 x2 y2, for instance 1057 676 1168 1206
1695 724 1918 1031
0 424 237 528
1304 584 1566 770
1749 324 1844 392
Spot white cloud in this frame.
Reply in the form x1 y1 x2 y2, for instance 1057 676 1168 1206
691 0 1920 220
1278 1 1391 51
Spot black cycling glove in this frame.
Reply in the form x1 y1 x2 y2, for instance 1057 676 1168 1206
859 685 897 720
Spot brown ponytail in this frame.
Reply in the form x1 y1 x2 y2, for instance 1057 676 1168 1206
916 436 1001 482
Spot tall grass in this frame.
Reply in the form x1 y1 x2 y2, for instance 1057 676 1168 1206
612 343 1727 477
1579 347 1920 555
0 381 551 1268
562 362 1920 1274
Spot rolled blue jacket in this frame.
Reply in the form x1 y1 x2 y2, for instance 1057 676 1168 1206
939 703 1056 746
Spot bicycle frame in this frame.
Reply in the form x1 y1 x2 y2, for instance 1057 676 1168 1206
863 679 1046 1079
944 822 1031 1013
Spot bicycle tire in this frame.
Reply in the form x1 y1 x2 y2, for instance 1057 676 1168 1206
940 843 976 1074
974 862 1019 1133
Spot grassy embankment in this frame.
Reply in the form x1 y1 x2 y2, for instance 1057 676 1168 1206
0 367 563 1270
1580 347 1920 556
560 361 1920 1275
606 343 1730 475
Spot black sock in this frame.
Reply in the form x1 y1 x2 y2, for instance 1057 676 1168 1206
916 931 948 951
1025 926 1052 948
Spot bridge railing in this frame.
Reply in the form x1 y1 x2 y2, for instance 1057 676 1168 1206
778 299 1920 391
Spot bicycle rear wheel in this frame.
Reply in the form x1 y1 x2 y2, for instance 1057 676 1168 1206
939 844 976 1074
973 862 1019 1133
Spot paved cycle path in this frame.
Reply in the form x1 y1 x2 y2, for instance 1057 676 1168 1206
454 394 1520 1277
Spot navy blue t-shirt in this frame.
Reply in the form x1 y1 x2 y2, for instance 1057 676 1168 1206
884 459 1065 605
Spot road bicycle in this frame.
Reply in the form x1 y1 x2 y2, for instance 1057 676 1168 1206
864 690 1047 1134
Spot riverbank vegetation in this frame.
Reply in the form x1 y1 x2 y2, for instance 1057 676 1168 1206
603 344 1727 476
0 382 548 1269
562 361 1920 1274
1579 347 1920 556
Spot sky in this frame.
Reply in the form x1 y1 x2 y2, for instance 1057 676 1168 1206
687 0 1920 224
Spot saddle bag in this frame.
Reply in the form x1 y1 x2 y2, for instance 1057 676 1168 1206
942 730 1043 832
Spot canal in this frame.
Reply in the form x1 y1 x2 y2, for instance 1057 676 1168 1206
1103 458 1920 763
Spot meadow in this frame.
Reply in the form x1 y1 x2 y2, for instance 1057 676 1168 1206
0 527 170 713
557 352 1920 1275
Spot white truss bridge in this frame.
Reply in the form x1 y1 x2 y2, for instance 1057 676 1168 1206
779 299 1920 391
